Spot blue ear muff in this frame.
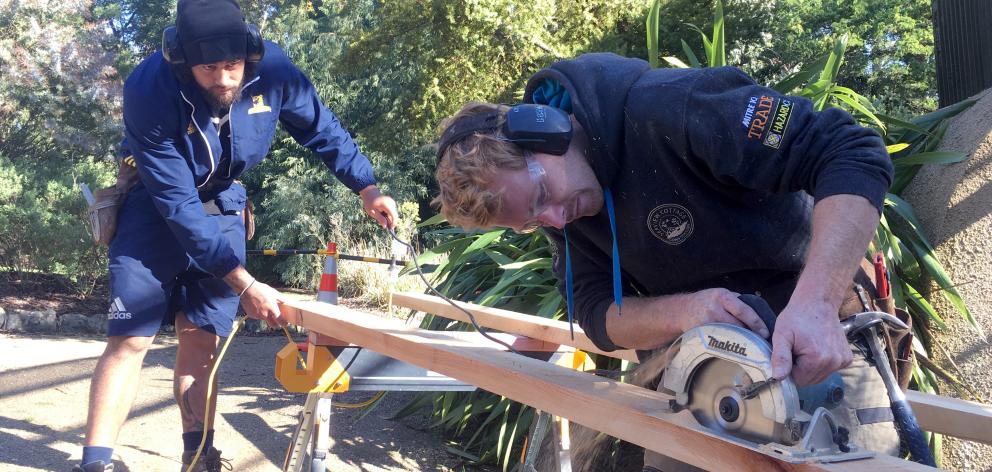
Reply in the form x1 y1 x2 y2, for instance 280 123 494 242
436 104 573 161
161 23 265 65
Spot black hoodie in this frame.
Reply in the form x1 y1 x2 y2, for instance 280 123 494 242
523 53 893 352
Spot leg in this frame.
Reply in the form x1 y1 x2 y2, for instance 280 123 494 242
174 311 220 433
174 191 246 432
85 335 156 447
87 184 186 454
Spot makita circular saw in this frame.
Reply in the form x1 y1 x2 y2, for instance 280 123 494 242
658 320 874 463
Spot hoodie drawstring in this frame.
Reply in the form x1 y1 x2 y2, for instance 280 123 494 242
604 187 622 316
564 187 621 340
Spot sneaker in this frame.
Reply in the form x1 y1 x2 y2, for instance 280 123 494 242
180 447 232 472
71 461 113 472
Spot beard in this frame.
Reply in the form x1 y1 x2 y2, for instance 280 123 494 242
201 82 243 112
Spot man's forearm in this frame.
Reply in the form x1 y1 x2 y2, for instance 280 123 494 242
603 294 686 350
223 265 255 295
791 194 881 310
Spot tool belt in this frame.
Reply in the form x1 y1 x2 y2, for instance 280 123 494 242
839 258 914 392
200 191 255 241
87 158 255 246
87 158 139 246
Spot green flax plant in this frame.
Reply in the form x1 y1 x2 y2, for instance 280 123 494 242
392 221 565 469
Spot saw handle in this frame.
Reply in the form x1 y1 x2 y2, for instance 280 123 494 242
738 294 776 337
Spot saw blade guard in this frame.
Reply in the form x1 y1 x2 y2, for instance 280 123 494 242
661 323 801 444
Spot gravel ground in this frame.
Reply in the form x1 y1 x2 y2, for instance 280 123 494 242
0 332 481 472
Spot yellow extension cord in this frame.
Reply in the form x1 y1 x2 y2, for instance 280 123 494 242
186 317 385 471
189 245 400 471
185 316 245 472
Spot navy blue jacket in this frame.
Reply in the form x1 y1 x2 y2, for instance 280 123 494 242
523 54 893 351
122 41 376 278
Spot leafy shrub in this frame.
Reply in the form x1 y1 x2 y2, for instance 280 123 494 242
0 154 115 295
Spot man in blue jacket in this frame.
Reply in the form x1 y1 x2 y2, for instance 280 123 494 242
433 54 899 469
75 1 398 471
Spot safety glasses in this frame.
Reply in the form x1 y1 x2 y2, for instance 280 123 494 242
513 153 550 234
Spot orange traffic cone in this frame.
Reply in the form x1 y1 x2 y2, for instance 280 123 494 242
318 242 338 304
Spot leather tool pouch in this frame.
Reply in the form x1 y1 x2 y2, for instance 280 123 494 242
88 160 139 246
839 258 915 392
244 196 255 241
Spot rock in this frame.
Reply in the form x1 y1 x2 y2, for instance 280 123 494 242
3 310 24 332
6 309 58 334
0 306 6 330
59 313 106 335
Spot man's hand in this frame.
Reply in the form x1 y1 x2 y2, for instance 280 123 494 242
771 301 852 386
678 288 771 339
768 194 880 386
359 185 398 229
240 280 288 327
224 265 287 327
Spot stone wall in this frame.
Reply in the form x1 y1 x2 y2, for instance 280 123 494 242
903 89 992 471
0 306 106 334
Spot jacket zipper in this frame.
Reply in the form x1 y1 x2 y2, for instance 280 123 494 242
180 90 215 188
224 76 261 179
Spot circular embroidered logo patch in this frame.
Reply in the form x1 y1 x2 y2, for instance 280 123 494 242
647 204 694 245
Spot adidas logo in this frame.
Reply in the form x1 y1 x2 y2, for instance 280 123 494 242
107 297 133 320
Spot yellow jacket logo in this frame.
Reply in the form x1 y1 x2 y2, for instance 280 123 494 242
248 95 272 115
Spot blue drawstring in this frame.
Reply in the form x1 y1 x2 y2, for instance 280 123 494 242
564 227 575 340
604 188 622 317
563 187 622 341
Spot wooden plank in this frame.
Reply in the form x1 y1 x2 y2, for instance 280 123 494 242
281 299 932 472
391 291 639 363
310 330 570 353
906 390 992 444
392 292 992 444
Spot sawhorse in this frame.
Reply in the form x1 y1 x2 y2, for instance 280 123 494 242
279 331 591 472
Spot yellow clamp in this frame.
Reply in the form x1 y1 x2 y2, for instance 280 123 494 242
275 342 351 393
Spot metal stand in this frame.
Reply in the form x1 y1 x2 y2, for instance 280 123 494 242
521 410 572 472
280 334 577 472
284 393 333 472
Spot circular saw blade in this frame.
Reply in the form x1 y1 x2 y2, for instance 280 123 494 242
686 358 795 445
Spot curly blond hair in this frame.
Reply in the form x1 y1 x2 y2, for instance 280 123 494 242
432 102 527 230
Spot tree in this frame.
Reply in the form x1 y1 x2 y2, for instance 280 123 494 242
650 0 936 115
0 1 121 292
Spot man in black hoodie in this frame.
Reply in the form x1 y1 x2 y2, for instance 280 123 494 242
433 53 899 467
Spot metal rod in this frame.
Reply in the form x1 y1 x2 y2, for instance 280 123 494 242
246 249 408 265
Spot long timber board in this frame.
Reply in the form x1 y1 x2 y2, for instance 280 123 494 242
391 291 992 445
281 299 933 472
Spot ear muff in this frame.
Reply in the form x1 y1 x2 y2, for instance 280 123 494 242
246 23 265 63
161 23 265 65
505 105 572 155
162 25 185 65
436 104 573 161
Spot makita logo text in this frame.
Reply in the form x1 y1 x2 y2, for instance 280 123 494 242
707 336 747 356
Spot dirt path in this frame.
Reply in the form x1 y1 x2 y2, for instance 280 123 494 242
0 332 479 471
